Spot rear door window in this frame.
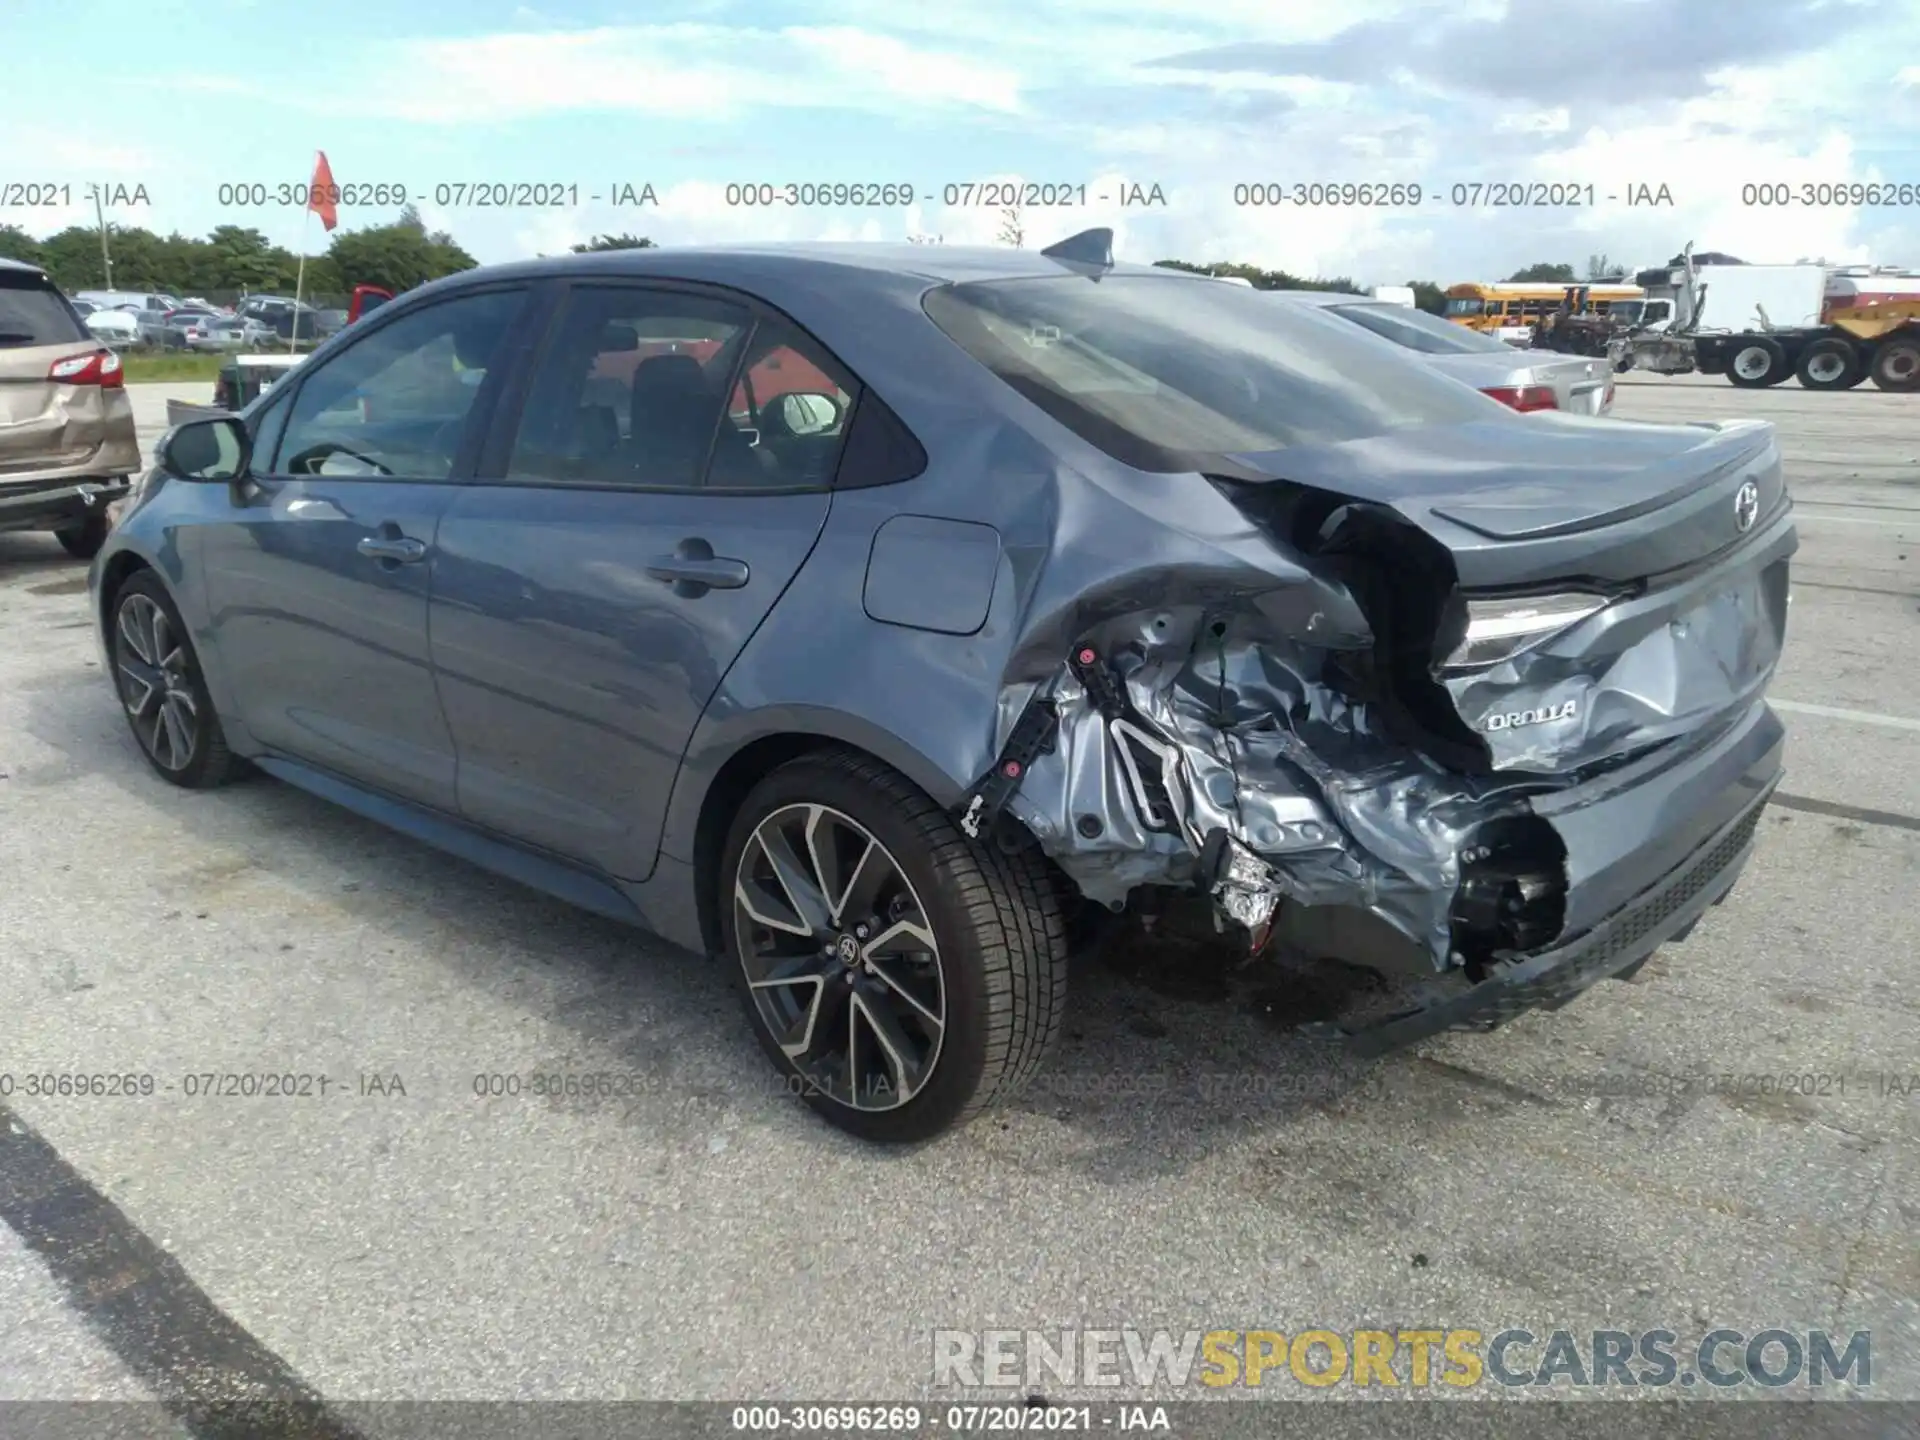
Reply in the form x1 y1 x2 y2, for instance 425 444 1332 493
0 272 89 349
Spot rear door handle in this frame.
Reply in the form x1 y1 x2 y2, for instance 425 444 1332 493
357 533 427 564
646 537 749 597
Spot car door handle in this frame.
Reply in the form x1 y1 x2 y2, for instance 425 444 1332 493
357 534 427 563
646 538 749 597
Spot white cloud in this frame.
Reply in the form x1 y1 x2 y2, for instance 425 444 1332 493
327 25 1024 124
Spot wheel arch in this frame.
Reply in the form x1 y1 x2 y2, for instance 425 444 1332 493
672 709 980 960
95 548 154 642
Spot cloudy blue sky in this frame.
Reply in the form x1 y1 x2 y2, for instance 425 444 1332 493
4 0 1918 284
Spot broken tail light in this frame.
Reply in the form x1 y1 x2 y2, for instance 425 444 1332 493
1440 592 1610 670
48 349 124 389
1482 384 1557 412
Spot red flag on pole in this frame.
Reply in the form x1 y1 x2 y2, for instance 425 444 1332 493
308 151 339 232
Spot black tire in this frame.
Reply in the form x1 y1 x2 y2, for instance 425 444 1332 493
54 512 110 559
1726 338 1787 388
719 749 1068 1143
107 570 241 789
1869 340 1920 392
1795 337 1861 391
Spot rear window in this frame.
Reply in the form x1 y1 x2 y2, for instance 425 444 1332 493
923 275 1491 471
0 272 89 348
1327 302 1517 355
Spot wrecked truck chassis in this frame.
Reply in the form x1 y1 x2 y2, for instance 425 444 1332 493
954 455 1794 1054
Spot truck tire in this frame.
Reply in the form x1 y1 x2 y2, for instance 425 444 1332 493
1726 338 1788 388
1795 338 1860 391
1869 340 1920 392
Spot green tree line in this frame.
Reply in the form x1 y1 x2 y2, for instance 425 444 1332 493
0 204 481 298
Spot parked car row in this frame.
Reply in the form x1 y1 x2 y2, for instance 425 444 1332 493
64 289 355 350
83 231 1793 1146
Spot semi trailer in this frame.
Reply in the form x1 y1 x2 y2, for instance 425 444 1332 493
1620 245 1919 390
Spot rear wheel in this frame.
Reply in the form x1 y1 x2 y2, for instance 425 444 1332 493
109 571 241 789
720 750 1068 1143
54 512 110 559
1869 340 1920 392
1726 338 1787 387
1795 338 1860 391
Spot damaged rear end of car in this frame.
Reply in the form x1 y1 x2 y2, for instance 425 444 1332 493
927 267 1795 1054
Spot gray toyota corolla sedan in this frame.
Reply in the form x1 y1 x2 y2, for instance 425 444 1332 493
90 231 1795 1143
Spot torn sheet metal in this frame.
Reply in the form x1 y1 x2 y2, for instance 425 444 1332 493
1442 562 1788 774
999 607 1552 967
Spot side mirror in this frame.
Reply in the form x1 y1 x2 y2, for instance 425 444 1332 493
157 416 250 482
777 391 843 436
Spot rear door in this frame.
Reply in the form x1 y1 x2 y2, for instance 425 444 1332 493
427 281 854 880
0 268 108 482
196 284 534 809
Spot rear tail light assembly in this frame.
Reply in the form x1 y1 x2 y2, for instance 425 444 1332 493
47 350 124 389
1482 384 1558 412
1440 592 1611 670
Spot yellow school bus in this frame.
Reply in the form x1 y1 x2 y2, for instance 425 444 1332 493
1442 282 1645 337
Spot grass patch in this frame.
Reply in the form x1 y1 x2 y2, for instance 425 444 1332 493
121 352 226 383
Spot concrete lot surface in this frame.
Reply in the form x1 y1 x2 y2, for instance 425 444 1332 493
0 373 1914 1428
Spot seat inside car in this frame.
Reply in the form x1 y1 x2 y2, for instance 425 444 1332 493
625 351 776 488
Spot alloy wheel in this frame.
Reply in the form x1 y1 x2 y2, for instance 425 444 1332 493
114 593 199 772
733 803 946 1112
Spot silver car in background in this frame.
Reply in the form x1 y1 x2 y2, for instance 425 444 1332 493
1268 290 1616 416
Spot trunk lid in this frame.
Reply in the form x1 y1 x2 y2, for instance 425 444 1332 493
0 267 104 472
0 339 109 474
1221 414 1796 774
1530 355 1612 414
1226 413 1784 588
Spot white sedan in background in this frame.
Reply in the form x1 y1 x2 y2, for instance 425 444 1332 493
1267 289 1616 415
82 305 139 348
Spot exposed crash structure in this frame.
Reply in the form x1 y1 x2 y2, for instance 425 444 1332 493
955 402 1792 1051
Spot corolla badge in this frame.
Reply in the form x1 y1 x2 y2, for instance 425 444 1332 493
1733 479 1761 533
1484 700 1578 732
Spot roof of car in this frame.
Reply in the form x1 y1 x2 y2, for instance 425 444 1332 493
436 242 1200 291
1262 289 1366 306
0 256 49 278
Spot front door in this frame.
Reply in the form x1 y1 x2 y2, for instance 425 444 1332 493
198 286 530 810
428 283 856 880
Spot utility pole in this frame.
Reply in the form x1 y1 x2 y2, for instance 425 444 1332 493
92 185 113 289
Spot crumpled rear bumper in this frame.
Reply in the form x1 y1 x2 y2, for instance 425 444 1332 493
1317 700 1783 1056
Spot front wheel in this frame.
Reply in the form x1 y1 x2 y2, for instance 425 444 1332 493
720 750 1068 1143
109 571 242 789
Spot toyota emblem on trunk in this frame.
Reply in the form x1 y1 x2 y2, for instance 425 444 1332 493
1733 480 1760 533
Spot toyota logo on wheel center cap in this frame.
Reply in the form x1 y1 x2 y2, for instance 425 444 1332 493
1733 479 1761 534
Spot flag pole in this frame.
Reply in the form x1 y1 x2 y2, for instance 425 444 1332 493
290 151 316 355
